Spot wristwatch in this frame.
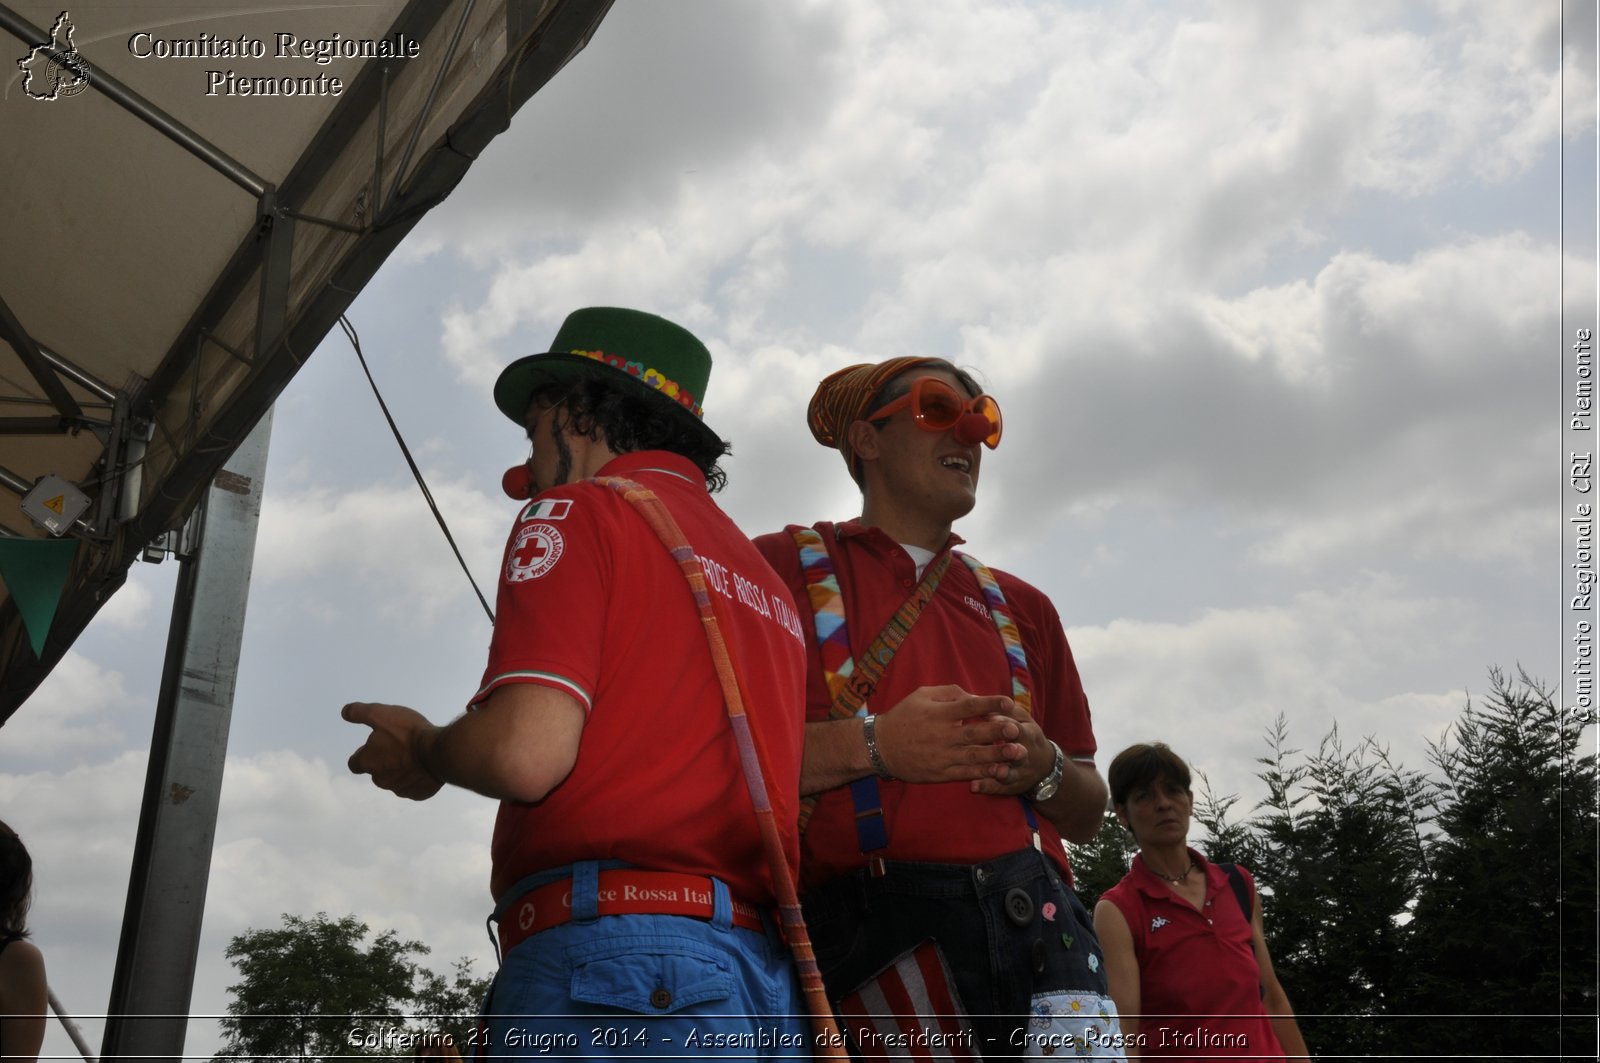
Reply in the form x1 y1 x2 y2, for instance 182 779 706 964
1029 742 1065 802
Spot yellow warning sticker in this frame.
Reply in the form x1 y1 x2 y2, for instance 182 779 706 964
43 495 65 514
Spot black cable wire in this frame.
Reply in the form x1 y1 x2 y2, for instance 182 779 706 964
340 314 496 625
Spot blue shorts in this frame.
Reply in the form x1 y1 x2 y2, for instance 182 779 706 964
480 861 807 1060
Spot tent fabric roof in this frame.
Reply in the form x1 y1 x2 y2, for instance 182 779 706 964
0 0 615 717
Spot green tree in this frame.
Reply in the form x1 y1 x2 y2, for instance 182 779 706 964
1065 812 1135 909
1096 669 1598 1061
1404 668 1599 1062
1247 718 1430 1060
214 912 487 1063
1192 768 1260 869
413 957 493 1052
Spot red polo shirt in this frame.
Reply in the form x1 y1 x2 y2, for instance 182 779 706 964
753 520 1097 888
475 452 807 903
1100 850 1286 1059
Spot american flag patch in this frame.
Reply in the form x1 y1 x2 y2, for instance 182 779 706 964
836 940 980 1060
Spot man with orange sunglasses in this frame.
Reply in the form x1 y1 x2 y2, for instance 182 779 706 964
754 358 1124 1060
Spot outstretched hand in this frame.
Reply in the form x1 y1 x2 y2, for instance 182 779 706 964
342 701 443 801
872 685 1028 784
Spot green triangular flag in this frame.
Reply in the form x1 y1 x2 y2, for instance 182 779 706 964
0 538 79 657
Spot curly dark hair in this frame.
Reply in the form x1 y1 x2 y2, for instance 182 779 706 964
537 375 733 492
0 821 32 938
1107 742 1193 810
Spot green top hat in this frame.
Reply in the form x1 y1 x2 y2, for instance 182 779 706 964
493 307 721 449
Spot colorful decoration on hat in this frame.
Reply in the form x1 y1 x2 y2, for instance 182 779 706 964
491 308 720 451
568 349 703 418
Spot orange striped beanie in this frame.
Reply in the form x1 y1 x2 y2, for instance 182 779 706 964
806 356 940 474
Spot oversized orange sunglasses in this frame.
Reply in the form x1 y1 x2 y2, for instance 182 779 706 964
865 376 1003 448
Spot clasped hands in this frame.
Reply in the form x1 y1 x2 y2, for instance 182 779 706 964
870 685 1053 796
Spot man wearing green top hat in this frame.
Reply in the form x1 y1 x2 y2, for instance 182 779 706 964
343 308 811 1057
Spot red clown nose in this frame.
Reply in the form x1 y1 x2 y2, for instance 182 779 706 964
502 464 534 500
952 412 994 447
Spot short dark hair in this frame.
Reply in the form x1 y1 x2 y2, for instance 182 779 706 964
0 822 32 938
1107 742 1193 809
538 375 733 492
852 358 984 487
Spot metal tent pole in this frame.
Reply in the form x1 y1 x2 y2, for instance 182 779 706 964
99 409 273 1063
48 987 98 1063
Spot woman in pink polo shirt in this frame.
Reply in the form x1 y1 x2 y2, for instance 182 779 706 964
1094 744 1312 1061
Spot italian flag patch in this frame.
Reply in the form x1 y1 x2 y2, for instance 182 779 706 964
519 498 572 522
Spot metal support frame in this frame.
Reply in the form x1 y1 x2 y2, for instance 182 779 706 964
0 339 120 435
30 340 119 403
0 416 73 434
0 386 142 541
382 0 476 217
0 4 268 198
98 407 273 1063
98 186 295 1061
255 195 294 355
0 290 82 421
0 0 616 709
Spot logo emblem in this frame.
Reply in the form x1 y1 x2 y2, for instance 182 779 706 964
506 523 564 582
1150 916 1169 932
18 12 92 101
518 498 572 523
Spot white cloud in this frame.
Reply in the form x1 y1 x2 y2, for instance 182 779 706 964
92 576 154 631
1074 573 1477 811
253 477 506 626
977 233 1556 571
12 747 499 1061
417 0 1563 578
0 652 133 759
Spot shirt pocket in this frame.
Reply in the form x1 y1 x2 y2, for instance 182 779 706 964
565 933 736 1014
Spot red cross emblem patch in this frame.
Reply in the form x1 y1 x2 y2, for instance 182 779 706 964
506 523 564 582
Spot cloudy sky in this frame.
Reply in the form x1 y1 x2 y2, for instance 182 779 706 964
3 0 1595 1057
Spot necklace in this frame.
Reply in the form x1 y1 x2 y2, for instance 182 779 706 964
1150 857 1196 884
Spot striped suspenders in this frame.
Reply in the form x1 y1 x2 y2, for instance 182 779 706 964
791 525 1041 857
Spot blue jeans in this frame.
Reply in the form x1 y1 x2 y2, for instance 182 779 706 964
481 861 807 1060
802 847 1123 1061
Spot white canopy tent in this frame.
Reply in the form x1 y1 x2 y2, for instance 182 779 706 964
0 0 613 714
0 2 615 1057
